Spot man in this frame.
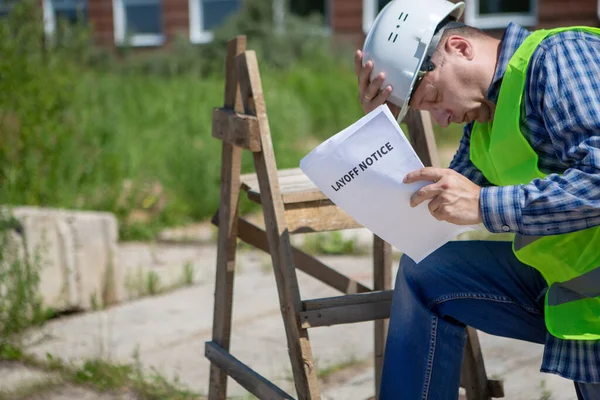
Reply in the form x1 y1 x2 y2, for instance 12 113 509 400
354 0 600 399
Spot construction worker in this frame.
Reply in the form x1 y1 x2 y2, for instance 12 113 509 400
356 0 600 398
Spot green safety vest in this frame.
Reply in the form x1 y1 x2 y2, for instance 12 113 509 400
470 26 600 340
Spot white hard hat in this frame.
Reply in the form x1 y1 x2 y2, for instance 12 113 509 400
362 0 465 121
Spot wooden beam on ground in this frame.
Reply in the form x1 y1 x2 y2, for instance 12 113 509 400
205 342 294 400
212 108 261 152
300 291 393 328
212 213 371 295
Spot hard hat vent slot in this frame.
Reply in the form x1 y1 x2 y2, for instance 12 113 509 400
387 12 409 43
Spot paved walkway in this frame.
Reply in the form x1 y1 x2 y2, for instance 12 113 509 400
3 230 581 399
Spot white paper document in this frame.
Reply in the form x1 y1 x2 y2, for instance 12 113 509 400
299 105 478 263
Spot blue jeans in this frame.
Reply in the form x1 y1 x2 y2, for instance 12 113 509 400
379 240 600 400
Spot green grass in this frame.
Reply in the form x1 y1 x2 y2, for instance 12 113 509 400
1 58 364 241
300 231 367 256
315 355 366 381
0 345 203 400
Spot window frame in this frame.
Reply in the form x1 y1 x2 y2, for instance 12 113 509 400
189 0 219 44
464 0 538 29
113 0 165 47
42 0 88 37
362 0 377 34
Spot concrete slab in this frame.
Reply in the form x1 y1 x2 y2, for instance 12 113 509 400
22 246 580 400
22 385 138 400
0 361 62 398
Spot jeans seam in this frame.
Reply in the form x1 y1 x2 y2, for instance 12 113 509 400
422 315 437 400
426 292 542 315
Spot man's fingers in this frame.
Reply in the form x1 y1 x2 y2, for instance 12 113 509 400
358 59 374 94
427 196 444 217
363 72 386 103
354 50 363 78
372 86 392 106
404 167 446 184
410 183 443 207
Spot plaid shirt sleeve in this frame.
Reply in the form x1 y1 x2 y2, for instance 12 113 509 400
480 36 600 235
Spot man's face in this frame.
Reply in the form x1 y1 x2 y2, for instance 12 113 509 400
408 38 494 127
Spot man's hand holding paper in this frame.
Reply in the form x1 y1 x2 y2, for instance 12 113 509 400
300 105 480 262
404 167 483 226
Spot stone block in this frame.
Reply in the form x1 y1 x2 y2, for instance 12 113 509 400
3 207 122 311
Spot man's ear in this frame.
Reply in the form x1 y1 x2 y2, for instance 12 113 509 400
445 36 474 61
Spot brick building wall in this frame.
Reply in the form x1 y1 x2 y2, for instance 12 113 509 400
32 0 600 49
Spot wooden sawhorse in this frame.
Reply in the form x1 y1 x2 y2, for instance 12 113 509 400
205 35 505 400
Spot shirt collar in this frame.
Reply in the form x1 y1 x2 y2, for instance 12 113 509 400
487 22 532 103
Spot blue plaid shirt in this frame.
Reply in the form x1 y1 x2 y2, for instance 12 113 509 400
449 23 600 383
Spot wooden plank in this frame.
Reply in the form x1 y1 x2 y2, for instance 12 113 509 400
241 167 304 186
236 50 321 400
300 298 392 328
205 342 295 400
246 186 329 205
404 109 440 168
212 108 261 152
241 168 330 204
373 235 392 400
488 379 504 398
302 291 392 311
225 215 371 294
284 201 361 233
461 327 491 400
208 35 246 400
281 189 328 204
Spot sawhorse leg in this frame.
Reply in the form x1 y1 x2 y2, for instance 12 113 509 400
373 235 392 398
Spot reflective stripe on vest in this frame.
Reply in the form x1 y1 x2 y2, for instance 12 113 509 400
548 267 600 306
470 26 600 340
514 236 600 305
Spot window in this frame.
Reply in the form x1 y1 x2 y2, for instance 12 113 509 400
273 0 331 35
363 0 391 33
0 0 87 36
0 0 11 18
113 0 164 46
290 0 327 19
290 0 330 31
189 0 241 44
464 0 537 29
43 0 88 37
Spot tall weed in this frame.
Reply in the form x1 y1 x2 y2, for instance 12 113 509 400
0 209 48 345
